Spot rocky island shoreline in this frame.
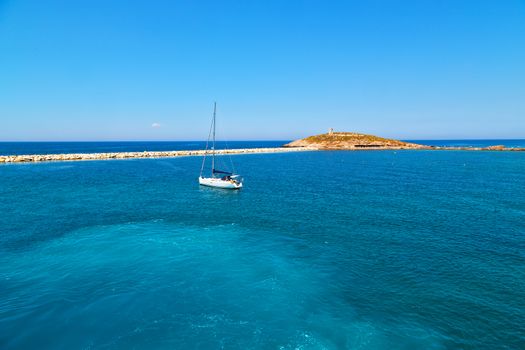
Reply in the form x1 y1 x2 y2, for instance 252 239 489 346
284 131 425 150
284 131 525 152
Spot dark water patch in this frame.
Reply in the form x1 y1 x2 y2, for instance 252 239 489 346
0 141 288 156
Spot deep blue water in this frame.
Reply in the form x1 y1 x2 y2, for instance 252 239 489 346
1 150 524 349
0 141 287 156
1 139 524 156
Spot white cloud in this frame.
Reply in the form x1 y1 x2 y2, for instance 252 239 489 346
151 123 161 128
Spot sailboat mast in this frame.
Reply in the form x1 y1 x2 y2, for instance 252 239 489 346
211 102 216 176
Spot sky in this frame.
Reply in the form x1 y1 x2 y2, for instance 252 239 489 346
0 0 524 141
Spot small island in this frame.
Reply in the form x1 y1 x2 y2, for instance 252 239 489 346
284 129 525 151
284 130 426 150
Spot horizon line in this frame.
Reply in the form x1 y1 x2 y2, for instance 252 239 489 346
1 137 525 143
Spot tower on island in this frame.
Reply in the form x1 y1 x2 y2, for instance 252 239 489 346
328 128 334 135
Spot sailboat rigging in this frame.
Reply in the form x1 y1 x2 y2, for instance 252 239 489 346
199 103 243 189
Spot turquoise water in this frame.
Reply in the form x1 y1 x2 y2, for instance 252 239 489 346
1 151 524 349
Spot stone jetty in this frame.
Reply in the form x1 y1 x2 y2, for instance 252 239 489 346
1 142 523 164
0 147 318 164
430 146 525 151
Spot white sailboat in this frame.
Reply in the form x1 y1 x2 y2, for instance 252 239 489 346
199 103 243 190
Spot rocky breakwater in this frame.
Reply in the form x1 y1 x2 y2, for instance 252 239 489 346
284 131 427 150
432 145 525 151
479 145 525 151
0 147 318 164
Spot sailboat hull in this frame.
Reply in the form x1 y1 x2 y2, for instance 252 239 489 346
199 103 243 190
199 177 243 189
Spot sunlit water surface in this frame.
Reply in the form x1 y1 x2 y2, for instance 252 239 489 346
1 151 524 349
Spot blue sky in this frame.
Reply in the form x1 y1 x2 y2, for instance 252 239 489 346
0 0 524 141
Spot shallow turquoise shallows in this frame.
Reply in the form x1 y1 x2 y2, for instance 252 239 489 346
1 151 524 349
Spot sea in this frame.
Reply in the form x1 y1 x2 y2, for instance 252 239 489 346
0 141 524 349
0 141 286 156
